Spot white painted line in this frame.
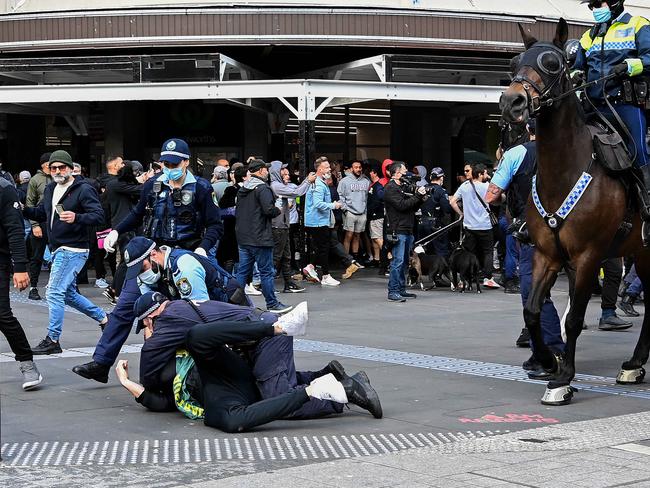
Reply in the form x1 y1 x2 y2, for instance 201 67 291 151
612 443 650 456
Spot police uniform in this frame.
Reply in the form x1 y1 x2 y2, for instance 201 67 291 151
574 7 650 169
491 142 565 354
419 180 452 257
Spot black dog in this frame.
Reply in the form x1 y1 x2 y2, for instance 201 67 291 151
449 243 481 293
409 246 453 290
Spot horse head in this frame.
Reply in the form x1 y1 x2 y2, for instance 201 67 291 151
500 19 570 124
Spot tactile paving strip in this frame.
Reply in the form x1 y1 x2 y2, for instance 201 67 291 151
0 431 503 467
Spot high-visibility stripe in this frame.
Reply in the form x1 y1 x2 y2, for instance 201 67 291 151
626 58 644 76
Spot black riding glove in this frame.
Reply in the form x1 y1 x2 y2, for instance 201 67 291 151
570 70 585 88
612 62 629 78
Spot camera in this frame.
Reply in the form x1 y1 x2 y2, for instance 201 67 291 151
401 174 432 196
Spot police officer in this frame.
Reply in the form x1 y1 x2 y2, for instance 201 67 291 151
573 2 650 192
485 122 565 378
104 138 223 255
72 234 238 383
418 167 452 257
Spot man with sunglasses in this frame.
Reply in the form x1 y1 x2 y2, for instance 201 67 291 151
574 1 650 191
23 150 108 354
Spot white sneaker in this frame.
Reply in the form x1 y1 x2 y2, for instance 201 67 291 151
245 284 262 296
483 278 501 289
277 301 308 336
308 373 348 403
302 264 320 283
321 274 340 287
94 278 110 289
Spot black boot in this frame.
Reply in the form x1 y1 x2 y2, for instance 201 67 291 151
618 294 640 317
340 374 383 419
515 328 530 348
72 361 110 383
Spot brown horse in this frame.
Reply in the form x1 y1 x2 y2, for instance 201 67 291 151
500 18 650 405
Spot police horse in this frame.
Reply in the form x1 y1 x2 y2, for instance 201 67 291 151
500 19 650 405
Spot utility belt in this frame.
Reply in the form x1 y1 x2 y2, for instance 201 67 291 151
607 78 650 109
418 215 441 227
507 217 531 244
155 237 202 251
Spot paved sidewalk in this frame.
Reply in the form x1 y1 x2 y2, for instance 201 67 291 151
202 411 650 488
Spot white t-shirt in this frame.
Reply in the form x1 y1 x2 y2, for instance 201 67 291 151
51 178 74 227
453 180 492 231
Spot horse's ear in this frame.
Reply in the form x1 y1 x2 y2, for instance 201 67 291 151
553 18 569 49
518 23 538 49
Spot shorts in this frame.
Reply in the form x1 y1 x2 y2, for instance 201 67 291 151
369 218 384 239
343 212 367 233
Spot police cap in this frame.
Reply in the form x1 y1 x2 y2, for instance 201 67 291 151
124 236 157 281
132 291 167 333
160 138 191 164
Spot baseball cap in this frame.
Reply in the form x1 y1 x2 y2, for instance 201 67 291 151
40 152 52 164
18 170 31 183
124 236 157 281
248 159 271 173
430 167 445 178
132 291 168 333
49 150 74 168
159 138 190 165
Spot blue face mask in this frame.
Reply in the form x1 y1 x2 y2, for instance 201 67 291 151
163 166 184 181
593 6 612 23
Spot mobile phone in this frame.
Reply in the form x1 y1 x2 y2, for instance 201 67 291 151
55 204 64 215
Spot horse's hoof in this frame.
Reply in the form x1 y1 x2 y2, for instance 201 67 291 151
616 367 646 385
541 385 576 406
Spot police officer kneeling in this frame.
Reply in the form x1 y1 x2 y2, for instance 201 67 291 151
115 292 382 432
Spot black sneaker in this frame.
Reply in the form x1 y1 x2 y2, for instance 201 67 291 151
387 293 406 302
72 361 109 384
341 374 383 419
401 292 417 299
515 328 530 348
504 279 521 294
283 281 306 293
28 287 41 301
32 336 62 355
268 302 294 314
102 288 117 305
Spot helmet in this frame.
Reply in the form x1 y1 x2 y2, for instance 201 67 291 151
564 39 580 66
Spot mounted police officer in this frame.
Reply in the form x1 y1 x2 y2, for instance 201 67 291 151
72 138 223 384
104 137 223 255
485 121 565 379
573 1 650 189
418 167 452 257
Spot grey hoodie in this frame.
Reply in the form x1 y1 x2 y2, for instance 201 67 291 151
269 160 311 229
337 173 370 215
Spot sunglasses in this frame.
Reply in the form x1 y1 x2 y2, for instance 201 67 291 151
587 1 605 9
50 164 68 172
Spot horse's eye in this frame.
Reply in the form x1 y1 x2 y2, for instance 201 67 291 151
538 52 562 75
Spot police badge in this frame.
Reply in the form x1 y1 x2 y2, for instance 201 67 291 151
166 140 177 151
176 277 192 296
181 191 193 205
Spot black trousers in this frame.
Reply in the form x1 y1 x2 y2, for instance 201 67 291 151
463 228 494 279
309 226 331 275
0 263 33 362
28 231 47 288
601 257 622 311
272 228 292 283
186 321 309 433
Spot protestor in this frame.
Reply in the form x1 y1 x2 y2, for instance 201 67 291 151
366 163 385 267
0 175 43 389
269 160 314 293
384 161 427 302
338 160 370 263
235 159 293 313
217 164 246 274
115 292 382 432
72 138 223 381
23 150 108 354
25 152 52 301
211 165 230 202
303 156 360 286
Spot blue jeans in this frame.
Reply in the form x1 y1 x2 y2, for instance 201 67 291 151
388 234 414 295
499 216 520 281
236 245 278 309
519 244 564 353
602 103 649 167
46 249 107 341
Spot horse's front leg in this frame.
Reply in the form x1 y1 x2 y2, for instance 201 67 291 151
618 253 650 384
543 259 598 404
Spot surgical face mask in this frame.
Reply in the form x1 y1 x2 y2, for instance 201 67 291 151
163 165 184 181
139 268 161 285
593 6 611 23
323 172 332 180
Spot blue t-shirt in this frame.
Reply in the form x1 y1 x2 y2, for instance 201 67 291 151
491 145 528 191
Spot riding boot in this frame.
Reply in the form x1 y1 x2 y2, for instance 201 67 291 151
638 165 650 246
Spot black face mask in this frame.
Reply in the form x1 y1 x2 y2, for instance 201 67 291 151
151 261 161 274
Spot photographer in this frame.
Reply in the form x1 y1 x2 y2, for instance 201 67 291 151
383 161 427 302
